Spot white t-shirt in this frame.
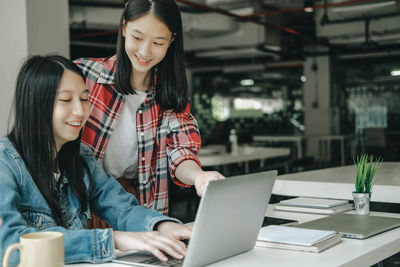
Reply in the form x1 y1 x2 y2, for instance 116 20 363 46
54 172 61 182
102 90 147 179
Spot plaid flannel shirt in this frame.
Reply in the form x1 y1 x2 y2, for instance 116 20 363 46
74 56 202 214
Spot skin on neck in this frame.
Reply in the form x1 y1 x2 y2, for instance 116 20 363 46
131 68 151 92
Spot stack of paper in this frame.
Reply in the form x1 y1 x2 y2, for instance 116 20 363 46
274 197 353 215
256 225 342 253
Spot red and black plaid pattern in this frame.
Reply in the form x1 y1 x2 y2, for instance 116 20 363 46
75 56 202 214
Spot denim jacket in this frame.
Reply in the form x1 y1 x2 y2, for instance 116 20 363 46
0 137 180 266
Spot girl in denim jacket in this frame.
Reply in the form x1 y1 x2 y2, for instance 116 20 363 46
0 55 190 266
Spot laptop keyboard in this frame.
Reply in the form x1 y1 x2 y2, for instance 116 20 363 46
139 254 183 266
138 239 188 266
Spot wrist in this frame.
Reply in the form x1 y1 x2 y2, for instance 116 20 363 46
192 171 204 185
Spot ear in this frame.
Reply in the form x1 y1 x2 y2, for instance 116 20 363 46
122 19 126 37
169 33 176 47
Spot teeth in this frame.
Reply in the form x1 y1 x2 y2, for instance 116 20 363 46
67 122 81 126
136 55 151 63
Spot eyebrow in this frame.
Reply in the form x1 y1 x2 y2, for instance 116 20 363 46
132 29 169 41
58 89 89 94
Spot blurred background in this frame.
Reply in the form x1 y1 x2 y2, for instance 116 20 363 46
66 0 400 167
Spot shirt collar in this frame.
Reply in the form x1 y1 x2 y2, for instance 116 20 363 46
96 56 116 84
96 72 115 84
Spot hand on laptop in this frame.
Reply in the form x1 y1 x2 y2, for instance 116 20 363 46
194 171 225 197
156 221 192 242
113 226 188 262
175 160 225 197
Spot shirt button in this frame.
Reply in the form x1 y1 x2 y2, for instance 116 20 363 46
138 109 143 114
142 157 145 161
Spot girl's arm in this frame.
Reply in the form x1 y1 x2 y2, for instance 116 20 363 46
175 159 225 197
82 148 192 260
0 159 190 265
166 108 225 196
0 166 115 264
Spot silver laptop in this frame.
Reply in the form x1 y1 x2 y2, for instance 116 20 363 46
113 170 277 267
295 213 400 239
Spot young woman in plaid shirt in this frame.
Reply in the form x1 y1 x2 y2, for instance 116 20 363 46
75 0 224 228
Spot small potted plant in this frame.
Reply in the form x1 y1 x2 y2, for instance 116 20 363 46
353 154 383 215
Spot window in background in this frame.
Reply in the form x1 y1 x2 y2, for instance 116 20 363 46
191 66 304 144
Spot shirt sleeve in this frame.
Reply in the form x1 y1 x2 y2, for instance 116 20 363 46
0 151 181 265
0 163 115 265
84 150 181 231
166 104 202 187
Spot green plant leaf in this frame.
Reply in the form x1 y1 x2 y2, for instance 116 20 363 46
353 154 383 193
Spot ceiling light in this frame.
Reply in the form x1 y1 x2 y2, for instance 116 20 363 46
240 79 254 86
304 0 314 13
391 70 400 76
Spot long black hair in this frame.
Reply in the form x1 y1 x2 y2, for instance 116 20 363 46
8 55 90 227
115 0 189 112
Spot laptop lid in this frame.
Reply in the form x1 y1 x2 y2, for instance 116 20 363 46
295 214 400 239
113 170 277 267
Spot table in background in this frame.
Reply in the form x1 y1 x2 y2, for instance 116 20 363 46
253 135 304 159
66 205 400 267
317 134 355 166
198 145 290 173
273 162 400 203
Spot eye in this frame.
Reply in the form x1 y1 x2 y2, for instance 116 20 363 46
81 98 89 102
153 42 164 46
59 99 71 102
132 35 141 41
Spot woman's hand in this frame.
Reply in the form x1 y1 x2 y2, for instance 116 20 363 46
113 227 189 262
175 160 225 197
194 171 225 197
156 221 192 241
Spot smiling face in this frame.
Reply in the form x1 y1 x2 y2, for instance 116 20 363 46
123 13 173 77
52 70 90 152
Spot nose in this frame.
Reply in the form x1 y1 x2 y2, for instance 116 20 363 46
72 99 85 117
138 40 152 58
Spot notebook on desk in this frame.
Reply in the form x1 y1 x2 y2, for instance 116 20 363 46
113 170 277 267
295 213 400 239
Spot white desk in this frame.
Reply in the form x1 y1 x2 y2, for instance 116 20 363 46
66 206 400 267
253 135 304 159
198 145 290 173
273 162 400 203
209 208 400 267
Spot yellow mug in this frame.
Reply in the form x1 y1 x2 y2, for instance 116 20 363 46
2 231 64 267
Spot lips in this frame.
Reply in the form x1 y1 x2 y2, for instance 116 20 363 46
135 54 152 66
66 121 82 129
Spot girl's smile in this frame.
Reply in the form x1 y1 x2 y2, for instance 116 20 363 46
134 54 152 66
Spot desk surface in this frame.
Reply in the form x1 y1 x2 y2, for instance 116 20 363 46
273 162 400 203
198 146 290 167
253 135 305 142
67 206 400 267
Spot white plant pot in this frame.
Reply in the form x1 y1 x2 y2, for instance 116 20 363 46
352 192 371 215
